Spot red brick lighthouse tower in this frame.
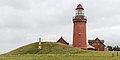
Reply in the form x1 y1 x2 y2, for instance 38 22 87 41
73 4 87 50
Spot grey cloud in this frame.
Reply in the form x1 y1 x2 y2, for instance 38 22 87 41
0 0 120 54
0 0 32 10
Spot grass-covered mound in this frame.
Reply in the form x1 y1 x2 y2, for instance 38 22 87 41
5 42 87 55
1 42 120 60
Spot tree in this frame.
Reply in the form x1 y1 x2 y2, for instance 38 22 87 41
107 46 113 51
113 46 117 51
116 45 119 51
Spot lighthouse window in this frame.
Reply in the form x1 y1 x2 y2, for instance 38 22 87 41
78 42 81 46
76 9 84 15
78 33 81 35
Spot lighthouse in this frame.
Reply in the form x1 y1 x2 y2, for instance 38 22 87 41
73 4 87 50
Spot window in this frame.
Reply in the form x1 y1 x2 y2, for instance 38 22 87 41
78 33 81 36
98 43 100 45
78 42 81 46
94 43 96 45
76 9 84 16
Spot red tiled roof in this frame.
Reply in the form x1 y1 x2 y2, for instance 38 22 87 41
88 38 105 46
57 37 69 45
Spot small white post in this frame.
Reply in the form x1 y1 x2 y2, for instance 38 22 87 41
112 50 114 57
38 37 42 49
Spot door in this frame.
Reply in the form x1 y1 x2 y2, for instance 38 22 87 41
98 48 100 51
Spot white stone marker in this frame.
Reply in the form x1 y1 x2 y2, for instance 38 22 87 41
38 37 42 49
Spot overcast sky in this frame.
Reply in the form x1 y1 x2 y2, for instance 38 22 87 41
0 0 120 54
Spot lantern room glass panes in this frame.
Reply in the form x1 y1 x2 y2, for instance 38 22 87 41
76 9 84 16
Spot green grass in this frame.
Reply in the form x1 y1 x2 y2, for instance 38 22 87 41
0 53 120 60
1 42 120 60
4 42 87 55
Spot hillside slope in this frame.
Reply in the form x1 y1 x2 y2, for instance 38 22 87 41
5 42 87 55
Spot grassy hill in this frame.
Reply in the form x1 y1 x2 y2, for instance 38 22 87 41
5 42 87 55
1 42 120 60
